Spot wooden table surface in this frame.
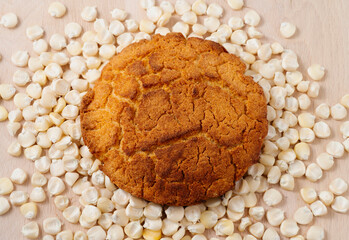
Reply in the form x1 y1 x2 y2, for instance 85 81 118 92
0 0 348 239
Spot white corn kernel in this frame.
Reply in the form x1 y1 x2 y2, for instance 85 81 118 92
340 121 349 138
43 217 62 235
271 42 284 54
14 93 33 109
94 18 108 32
305 163 323 182
26 25 44 41
203 17 220 33
313 121 331 138
294 142 310 160
124 221 143 238
123 19 138 32
97 197 114 213
282 51 299 71
48 2 66 17
299 128 315 143
262 227 280 240
243 192 258 208
248 222 264 238
147 6 162 22
82 187 99 205
340 94 349 108
62 105 79 120
244 10 260 26
297 113 314 128
329 177 348 195
306 225 325 240
20 202 38 219
238 217 252 232
0 178 14 195
200 210 218 228
228 17 244 30
0 12 18 28
44 63 63 80
300 187 317 204
67 41 82 56
74 231 87 240
207 3 223 18
296 81 309 92
267 166 281 184
245 39 261 54
56 230 73 240
249 206 265 221
43 235 54 240
266 208 284 226
81 6 97 22
30 187 46 202
230 29 247 45
175 0 191 15
109 20 125 36
8 141 22 157
319 191 334 206
280 174 295 191
12 51 30 67
316 152 334 170
111 8 127 21
0 197 11 215
48 177 65 196
111 208 129 227
298 94 311 110
107 225 124 240
31 172 47 187
165 206 184 222
331 196 349 213
288 160 306 177
0 106 8 122
172 22 190 36
227 0 244 10
331 103 347 120
99 44 116 60
280 22 296 38
307 82 320 97
310 200 327 216
34 156 51 173
33 39 49 54
307 64 325 80
50 33 67 50
293 206 313 225
326 141 344 158
63 206 81 223
21 221 39 239
10 168 27 184
10 190 28 205
228 196 245 212
181 11 197 25
280 219 299 237
143 218 162 231
263 189 282 206
187 223 205 234
54 195 69 211
0 84 16 100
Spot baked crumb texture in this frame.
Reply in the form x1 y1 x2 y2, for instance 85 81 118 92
81 33 268 206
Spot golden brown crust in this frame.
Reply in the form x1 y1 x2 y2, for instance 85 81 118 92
80 33 268 206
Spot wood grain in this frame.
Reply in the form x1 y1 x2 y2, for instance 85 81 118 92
0 0 348 239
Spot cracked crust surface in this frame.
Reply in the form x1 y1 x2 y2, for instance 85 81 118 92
80 33 268 206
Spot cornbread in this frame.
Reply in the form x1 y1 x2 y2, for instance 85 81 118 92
81 33 267 206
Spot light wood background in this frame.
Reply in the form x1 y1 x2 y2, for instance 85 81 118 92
0 0 348 239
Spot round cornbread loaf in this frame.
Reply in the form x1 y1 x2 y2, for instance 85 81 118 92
80 33 268 206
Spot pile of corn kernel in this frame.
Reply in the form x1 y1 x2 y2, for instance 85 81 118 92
0 0 349 239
